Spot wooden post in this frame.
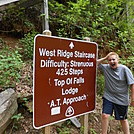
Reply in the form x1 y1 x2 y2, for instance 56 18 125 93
80 114 89 134
43 126 51 134
43 30 52 36
79 37 91 134
42 0 51 133
84 114 89 134
42 29 52 134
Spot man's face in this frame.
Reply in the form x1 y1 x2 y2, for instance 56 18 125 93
107 55 119 69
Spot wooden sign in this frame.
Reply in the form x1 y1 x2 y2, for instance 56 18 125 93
33 35 98 129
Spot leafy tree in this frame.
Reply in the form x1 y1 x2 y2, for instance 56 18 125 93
49 0 134 59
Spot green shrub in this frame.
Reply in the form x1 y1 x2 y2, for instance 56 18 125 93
0 46 23 88
11 113 24 130
49 0 134 57
1 4 35 35
120 56 134 72
97 73 105 95
19 31 38 60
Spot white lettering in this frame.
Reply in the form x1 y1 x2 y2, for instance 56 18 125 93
40 60 45 67
70 60 94 67
74 51 95 59
54 79 65 87
66 78 73 85
63 94 87 105
69 68 83 76
57 49 73 59
40 60 69 68
62 87 78 95
50 100 55 108
56 99 61 106
39 48 56 57
73 77 84 84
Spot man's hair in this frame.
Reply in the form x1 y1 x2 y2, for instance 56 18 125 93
107 52 120 60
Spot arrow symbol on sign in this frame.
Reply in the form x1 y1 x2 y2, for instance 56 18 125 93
69 42 74 49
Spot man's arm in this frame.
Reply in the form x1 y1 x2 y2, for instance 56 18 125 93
130 84 134 106
97 52 114 65
97 57 107 65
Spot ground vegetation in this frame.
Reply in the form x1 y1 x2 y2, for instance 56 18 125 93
0 0 134 133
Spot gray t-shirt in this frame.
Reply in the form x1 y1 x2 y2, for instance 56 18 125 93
99 64 134 106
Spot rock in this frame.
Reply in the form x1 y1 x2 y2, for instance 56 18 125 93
0 88 18 134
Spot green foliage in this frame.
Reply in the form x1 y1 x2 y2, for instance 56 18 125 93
0 46 23 88
11 113 24 121
56 126 70 134
90 128 97 134
97 73 105 95
80 126 84 134
0 38 5 47
1 6 35 35
49 0 92 39
11 113 24 130
19 31 38 60
49 0 134 55
56 120 72 134
128 106 134 129
22 97 33 113
109 116 114 121
120 56 134 71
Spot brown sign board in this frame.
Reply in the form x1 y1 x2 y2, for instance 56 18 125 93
33 35 98 129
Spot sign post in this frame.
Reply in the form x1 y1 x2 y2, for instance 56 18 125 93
33 35 98 130
42 30 51 134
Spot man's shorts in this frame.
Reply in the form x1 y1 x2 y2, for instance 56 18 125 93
102 97 128 120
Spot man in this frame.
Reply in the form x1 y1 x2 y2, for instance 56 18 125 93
97 52 134 134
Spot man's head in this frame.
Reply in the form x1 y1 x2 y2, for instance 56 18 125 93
107 52 119 69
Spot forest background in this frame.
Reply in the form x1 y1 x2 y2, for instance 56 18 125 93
0 0 134 133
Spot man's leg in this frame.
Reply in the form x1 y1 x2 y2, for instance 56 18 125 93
114 104 129 134
120 119 130 134
102 98 113 134
102 113 110 134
